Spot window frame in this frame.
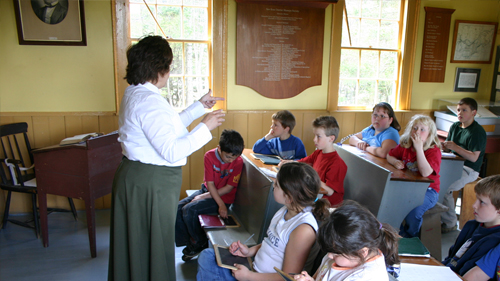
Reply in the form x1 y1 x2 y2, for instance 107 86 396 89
112 0 227 112
328 0 419 111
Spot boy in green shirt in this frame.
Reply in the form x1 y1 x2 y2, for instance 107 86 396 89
441 97 487 233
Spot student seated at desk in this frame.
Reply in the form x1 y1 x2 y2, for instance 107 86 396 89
443 175 500 278
348 102 401 158
441 97 487 233
463 242 500 281
252 110 307 160
175 129 244 261
197 162 330 281
294 200 400 281
387 115 441 238
281 116 347 206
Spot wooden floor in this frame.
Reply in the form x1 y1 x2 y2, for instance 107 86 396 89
0 209 198 281
0 209 459 281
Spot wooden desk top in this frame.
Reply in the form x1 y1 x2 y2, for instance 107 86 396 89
336 144 433 183
242 149 328 194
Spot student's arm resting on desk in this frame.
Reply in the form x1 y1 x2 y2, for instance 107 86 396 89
349 132 369 150
443 141 481 163
232 223 317 281
365 139 398 159
463 266 489 281
387 146 405 169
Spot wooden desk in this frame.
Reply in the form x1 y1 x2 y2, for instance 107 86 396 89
400 255 443 266
335 144 433 229
242 149 329 194
32 133 122 258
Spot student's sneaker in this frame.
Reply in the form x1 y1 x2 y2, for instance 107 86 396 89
181 241 209 262
441 223 457 233
181 249 202 262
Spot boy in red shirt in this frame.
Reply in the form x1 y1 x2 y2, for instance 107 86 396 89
175 129 244 261
281 116 347 206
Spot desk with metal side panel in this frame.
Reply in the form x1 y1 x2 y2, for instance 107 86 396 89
206 149 283 247
335 144 433 229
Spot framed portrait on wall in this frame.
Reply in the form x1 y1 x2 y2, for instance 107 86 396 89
13 0 87 46
454 68 481 92
450 20 497 64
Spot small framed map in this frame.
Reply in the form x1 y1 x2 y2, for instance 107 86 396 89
450 20 497 64
454 68 480 92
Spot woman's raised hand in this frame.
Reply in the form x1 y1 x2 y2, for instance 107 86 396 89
201 109 225 130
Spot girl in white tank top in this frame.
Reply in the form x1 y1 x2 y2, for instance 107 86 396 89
197 162 331 281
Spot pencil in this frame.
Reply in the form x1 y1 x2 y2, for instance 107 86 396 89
232 233 255 254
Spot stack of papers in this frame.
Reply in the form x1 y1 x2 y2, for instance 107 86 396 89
398 263 462 281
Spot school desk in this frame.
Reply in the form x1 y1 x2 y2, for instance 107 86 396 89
336 144 465 228
335 144 433 229
206 149 282 247
32 132 122 258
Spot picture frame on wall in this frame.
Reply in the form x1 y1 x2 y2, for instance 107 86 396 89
13 0 87 46
450 20 497 64
454 68 481 92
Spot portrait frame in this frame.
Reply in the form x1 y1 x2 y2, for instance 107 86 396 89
13 0 86 46
454 68 481 93
450 20 497 64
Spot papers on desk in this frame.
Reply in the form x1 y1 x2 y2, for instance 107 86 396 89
398 263 462 281
259 167 277 178
441 151 457 157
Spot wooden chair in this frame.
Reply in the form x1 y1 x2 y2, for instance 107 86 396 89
0 122 77 238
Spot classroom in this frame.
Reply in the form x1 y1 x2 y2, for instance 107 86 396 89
1 0 500 280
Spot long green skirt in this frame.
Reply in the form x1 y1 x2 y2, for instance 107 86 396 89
108 157 182 281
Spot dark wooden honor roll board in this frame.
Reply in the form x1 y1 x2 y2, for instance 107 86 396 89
236 2 325 99
419 7 455 83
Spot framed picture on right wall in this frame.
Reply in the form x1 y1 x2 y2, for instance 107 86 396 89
454 68 481 92
450 20 497 64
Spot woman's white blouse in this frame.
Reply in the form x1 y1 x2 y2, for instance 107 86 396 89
118 82 212 166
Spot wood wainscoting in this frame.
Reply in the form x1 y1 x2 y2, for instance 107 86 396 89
0 109 437 216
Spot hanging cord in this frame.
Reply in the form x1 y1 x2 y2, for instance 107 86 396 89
142 0 170 39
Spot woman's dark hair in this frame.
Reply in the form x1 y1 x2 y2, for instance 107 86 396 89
317 200 399 266
276 162 330 222
373 102 401 131
125 35 173 85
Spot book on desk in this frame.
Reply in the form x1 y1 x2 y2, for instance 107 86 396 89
59 132 102 145
398 237 430 257
250 153 281 165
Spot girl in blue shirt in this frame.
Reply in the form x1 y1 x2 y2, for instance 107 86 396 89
349 102 401 158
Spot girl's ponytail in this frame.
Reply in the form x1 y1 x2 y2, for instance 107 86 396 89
378 223 400 266
312 198 331 222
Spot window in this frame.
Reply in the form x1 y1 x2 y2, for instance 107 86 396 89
338 0 404 109
129 0 211 110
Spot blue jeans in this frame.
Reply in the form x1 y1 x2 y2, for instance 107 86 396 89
175 184 230 249
400 188 439 238
197 248 237 281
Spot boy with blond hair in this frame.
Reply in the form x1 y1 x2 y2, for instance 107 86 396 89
443 175 500 277
253 110 307 160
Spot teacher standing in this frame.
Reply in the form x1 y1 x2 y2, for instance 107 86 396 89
108 35 225 281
